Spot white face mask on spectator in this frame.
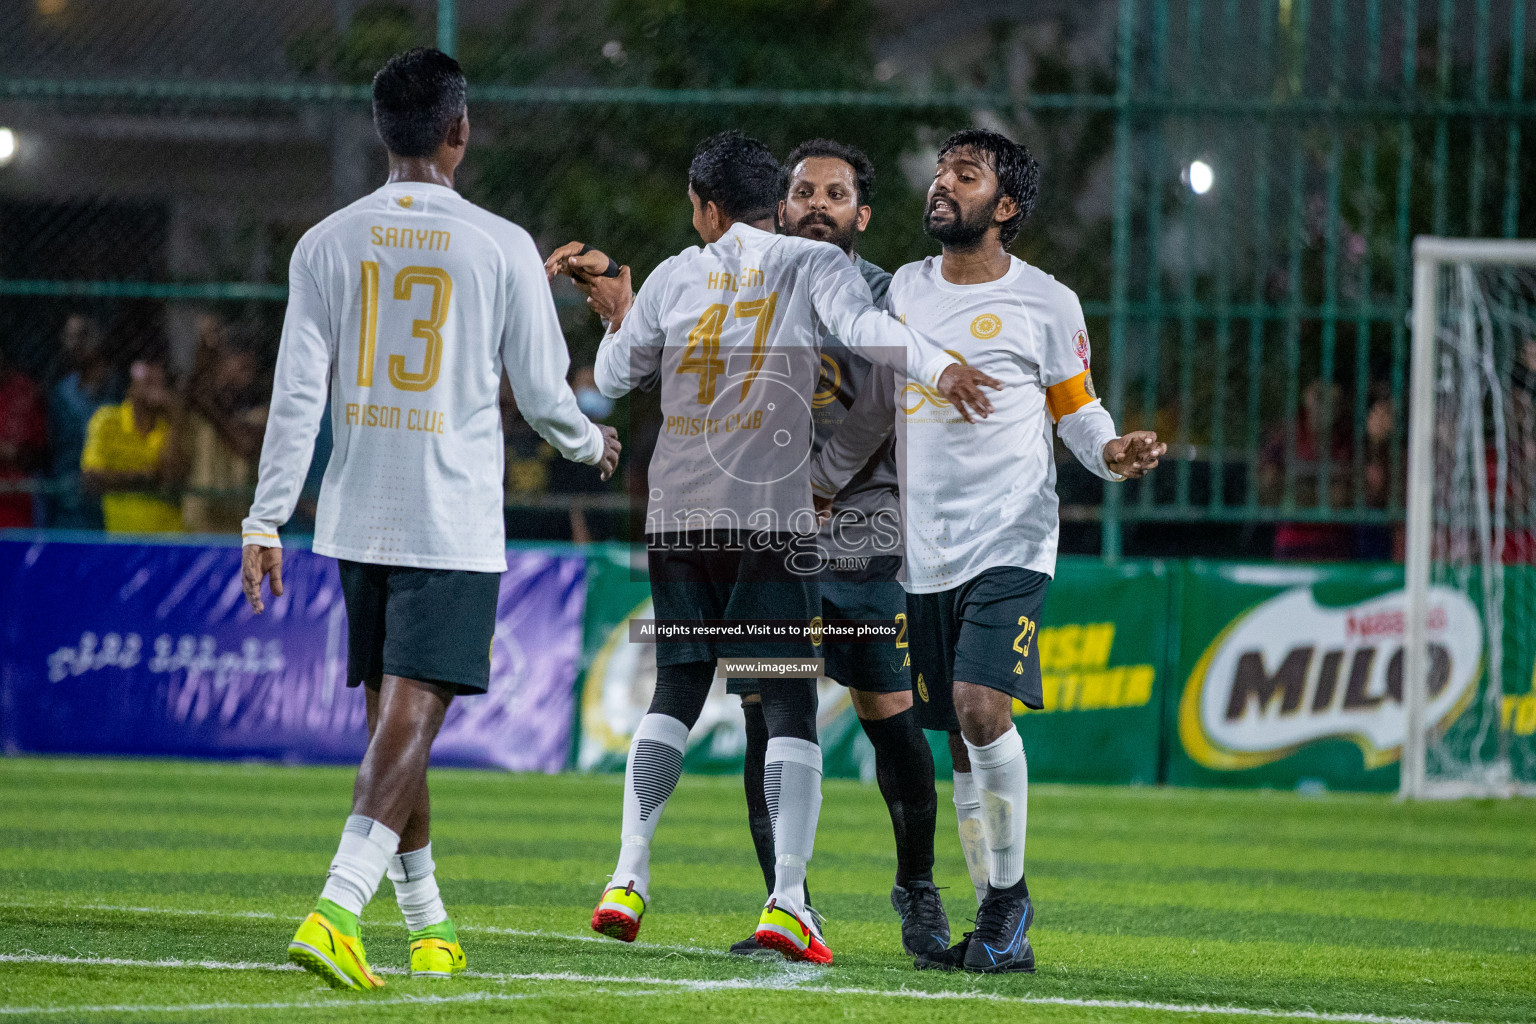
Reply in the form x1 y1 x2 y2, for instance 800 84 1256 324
576 387 614 421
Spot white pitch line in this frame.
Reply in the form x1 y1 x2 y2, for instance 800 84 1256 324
0 952 1484 1024
0 992 542 1016
0 953 298 973
0 900 731 958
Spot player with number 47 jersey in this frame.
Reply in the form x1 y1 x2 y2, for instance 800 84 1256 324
554 132 999 968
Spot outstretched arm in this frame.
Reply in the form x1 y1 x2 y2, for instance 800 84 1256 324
592 256 668 401
501 230 610 473
803 246 1000 422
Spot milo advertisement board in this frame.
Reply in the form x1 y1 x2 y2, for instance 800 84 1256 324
1169 562 1485 790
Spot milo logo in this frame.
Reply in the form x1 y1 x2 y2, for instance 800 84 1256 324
1180 587 1482 770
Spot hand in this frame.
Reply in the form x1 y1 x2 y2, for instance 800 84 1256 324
1103 430 1167 479
241 544 284 614
545 241 634 328
574 266 635 329
935 364 1003 423
597 424 622 481
813 492 834 525
544 240 590 281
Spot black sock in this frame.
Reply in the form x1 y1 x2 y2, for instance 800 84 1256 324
860 708 937 887
741 701 777 896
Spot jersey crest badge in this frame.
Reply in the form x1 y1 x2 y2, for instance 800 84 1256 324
970 313 1002 340
1073 329 1090 368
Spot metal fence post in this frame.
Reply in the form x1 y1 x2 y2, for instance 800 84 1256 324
438 0 457 57
1104 0 1137 562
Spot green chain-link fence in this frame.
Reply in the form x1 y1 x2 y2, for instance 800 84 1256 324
1 0 1532 553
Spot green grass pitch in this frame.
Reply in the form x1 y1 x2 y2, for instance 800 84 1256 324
1 757 1533 1023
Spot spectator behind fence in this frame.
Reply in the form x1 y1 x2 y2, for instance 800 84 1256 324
1354 383 1402 561
81 359 187 534
0 346 48 528
47 313 122 529
1262 379 1354 561
181 315 268 533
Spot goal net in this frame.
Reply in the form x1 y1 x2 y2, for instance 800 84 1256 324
1403 238 1536 799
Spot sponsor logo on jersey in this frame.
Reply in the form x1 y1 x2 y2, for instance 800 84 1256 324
1073 329 1089 368
899 350 968 416
1179 586 1482 770
970 313 1002 340
812 353 843 410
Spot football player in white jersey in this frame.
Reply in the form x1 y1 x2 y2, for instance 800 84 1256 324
812 128 1164 973
238 49 619 990
548 131 998 965
554 139 954 960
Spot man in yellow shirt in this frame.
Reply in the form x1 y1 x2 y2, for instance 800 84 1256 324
81 359 187 533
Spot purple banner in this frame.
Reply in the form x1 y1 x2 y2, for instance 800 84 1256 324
0 538 586 772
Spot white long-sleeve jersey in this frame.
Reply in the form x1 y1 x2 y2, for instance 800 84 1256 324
595 221 956 536
242 181 603 572
811 255 1122 591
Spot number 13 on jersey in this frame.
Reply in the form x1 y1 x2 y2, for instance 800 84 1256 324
357 261 453 393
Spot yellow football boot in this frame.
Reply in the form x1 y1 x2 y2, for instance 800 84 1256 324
287 911 385 990
591 881 646 942
409 919 466 978
755 898 833 964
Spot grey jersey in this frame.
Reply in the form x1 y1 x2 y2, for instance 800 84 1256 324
814 256 902 560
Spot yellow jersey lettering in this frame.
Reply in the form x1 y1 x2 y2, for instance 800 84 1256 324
368 227 451 252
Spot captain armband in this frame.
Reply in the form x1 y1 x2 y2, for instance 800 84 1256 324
1045 370 1097 423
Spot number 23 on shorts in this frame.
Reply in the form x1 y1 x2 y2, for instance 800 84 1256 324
1012 616 1036 658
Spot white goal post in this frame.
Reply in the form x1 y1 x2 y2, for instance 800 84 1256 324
1403 237 1536 799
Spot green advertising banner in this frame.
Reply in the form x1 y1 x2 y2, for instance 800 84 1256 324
563 545 1536 790
1166 561 1499 791
572 547 1171 784
1007 556 1172 785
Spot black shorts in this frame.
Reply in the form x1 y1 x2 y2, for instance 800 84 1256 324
907 566 1050 731
647 530 819 668
727 554 908 697
338 559 500 696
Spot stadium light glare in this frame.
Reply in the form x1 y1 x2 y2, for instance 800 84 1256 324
1186 159 1214 195
0 128 15 166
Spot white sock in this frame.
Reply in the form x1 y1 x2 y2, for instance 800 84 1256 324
319 814 400 917
764 736 823 917
965 728 1028 890
612 713 691 900
951 770 990 906
388 843 447 933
